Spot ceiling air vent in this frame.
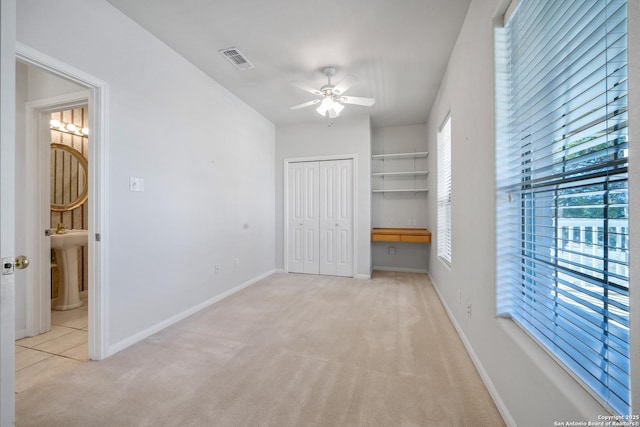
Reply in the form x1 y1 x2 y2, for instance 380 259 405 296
219 47 255 70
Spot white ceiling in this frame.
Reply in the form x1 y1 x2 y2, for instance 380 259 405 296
106 0 471 128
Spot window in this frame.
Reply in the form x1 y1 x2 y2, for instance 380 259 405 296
437 115 452 264
495 0 629 415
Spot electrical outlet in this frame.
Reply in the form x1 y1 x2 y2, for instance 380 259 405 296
215 265 221 275
466 303 472 318
235 257 240 267
388 246 396 255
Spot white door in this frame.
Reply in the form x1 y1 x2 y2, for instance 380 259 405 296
287 161 319 274
288 159 353 277
319 160 353 276
1 0 17 423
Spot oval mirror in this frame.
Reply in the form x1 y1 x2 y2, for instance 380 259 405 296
50 143 88 212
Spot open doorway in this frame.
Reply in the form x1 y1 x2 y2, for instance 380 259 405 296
14 66 93 392
16 105 91 369
14 44 109 364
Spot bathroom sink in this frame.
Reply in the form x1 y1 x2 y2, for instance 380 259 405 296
51 229 88 249
50 229 88 310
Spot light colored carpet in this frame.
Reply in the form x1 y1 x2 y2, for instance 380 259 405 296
16 271 505 426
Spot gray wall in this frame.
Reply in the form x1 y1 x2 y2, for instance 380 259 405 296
275 115 371 278
371 124 428 272
426 0 640 424
17 0 276 352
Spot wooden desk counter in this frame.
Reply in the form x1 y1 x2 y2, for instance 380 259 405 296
371 228 432 244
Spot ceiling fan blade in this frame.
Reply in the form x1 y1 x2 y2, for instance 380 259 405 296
340 96 376 106
290 81 322 96
290 99 320 110
332 74 358 95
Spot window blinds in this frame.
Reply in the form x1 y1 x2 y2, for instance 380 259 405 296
495 0 629 415
438 116 452 264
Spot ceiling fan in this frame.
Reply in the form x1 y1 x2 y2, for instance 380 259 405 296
289 66 375 118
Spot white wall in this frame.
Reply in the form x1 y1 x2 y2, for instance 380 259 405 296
371 124 428 272
25 64 85 100
17 0 276 351
426 0 639 425
275 115 371 278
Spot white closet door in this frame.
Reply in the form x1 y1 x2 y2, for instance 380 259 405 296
287 161 319 274
319 160 353 276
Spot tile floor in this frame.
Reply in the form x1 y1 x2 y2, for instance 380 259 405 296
15 294 88 394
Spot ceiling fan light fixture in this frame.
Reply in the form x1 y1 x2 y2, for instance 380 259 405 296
316 105 328 116
292 66 374 119
316 96 334 116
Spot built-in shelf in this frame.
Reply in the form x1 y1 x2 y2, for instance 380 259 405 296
371 151 429 160
372 171 429 177
371 151 429 193
372 189 429 193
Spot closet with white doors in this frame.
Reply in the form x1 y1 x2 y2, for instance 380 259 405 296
287 159 353 277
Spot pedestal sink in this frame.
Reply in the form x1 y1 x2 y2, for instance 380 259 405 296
51 229 88 311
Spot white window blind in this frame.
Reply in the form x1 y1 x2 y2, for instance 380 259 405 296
438 116 452 264
495 0 629 415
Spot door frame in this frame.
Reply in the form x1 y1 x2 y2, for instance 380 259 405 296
23 92 90 338
16 42 110 360
1 0 17 423
283 154 358 277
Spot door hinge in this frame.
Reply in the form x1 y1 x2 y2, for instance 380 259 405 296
45 229 52 236
95 233 101 242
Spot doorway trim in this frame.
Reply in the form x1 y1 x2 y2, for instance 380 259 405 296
23 92 89 340
283 153 358 277
16 42 109 360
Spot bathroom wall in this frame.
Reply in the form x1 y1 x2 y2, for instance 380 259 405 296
50 107 89 297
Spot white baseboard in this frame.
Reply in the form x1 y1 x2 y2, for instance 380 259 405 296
372 266 428 274
107 269 278 357
427 272 516 427
278 267 368 280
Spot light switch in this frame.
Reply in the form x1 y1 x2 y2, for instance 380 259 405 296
129 177 144 192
